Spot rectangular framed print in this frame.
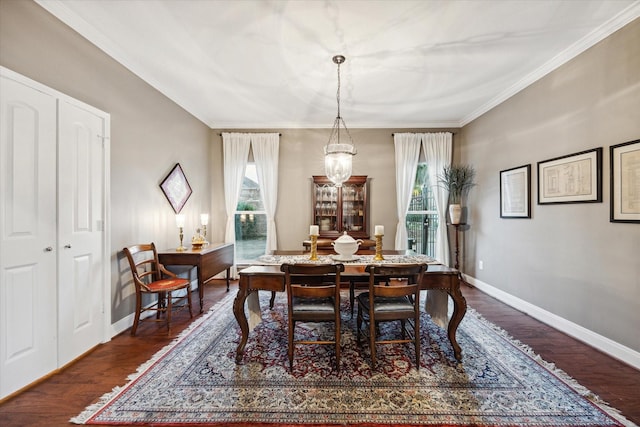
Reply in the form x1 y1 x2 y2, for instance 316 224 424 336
610 139 640 223
500 164 531 218
537 147 602 204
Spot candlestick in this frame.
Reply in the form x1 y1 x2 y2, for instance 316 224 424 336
310 225 319 236
177 226 187 251
200 214 210 244
175 214 187 251
309 234 319 261
373 233 384 261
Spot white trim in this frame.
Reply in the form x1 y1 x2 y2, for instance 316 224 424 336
461 2 640 126
464 274 640 370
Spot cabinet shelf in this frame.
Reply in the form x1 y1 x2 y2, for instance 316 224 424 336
312 175 368 238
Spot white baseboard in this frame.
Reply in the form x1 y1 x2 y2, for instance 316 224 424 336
463 275 640 370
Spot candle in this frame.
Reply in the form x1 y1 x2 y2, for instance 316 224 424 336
175 214 185 228
375 225 384 235
310 225 319 236
200 213 209 225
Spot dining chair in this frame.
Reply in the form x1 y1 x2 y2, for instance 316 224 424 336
356 263 427 370
281 263 344 370
123 243 193 336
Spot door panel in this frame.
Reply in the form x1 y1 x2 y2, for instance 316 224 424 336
57 100 105 366
0 76 58 398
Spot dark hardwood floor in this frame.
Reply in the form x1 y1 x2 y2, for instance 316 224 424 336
1 280 638 426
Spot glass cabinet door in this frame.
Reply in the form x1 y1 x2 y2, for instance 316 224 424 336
341 182 365 233
312 175 368 238
314 182 338 234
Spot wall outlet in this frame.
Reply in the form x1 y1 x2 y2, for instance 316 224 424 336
479 260 484 270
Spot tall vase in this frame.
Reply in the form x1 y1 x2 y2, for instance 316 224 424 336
449 204 462 224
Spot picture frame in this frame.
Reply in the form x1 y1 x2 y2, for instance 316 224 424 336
610 139 640 223
500 164 531 218
160 163 192 213
537 147 602 204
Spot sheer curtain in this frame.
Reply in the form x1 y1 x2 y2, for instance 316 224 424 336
222 133 251 277
393 133 422 250
421 132 452 328
251 133 279 254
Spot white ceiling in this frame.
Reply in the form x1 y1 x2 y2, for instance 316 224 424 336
36 0 640 129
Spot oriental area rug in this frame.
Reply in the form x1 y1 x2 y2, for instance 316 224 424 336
72 291 634 426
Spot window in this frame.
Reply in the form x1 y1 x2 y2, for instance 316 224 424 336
406 163 438 257
235 164 267 262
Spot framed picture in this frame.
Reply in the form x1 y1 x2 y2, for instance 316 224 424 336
160 163 192 213
610 139 640 223
500 164 531 218
537 147 602 204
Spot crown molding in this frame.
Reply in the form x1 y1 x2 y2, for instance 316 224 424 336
461 2 640 127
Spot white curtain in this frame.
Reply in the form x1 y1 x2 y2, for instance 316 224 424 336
421 132 452 328
393 133 422 250
251 133 279 254
222 132 251 278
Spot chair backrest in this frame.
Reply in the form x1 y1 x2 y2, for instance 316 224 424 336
123 243 163 292
364 264 428 299
281 263 345 300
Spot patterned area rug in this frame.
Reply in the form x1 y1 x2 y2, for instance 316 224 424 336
72 291 634 426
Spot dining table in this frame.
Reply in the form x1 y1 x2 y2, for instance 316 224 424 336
233 250 467 363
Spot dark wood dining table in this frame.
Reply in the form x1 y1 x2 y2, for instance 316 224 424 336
234 250 467 363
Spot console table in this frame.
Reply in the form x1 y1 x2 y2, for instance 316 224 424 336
234 253 466 363
159 243 234 313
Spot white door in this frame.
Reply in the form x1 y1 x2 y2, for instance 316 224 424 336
57 99 106 366
0 76 58 397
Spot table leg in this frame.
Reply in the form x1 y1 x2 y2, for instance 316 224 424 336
233 279 250 363
447 279 467 361
226 267 231 292
197 268 205 313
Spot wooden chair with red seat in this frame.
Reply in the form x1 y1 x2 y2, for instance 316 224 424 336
123 243 193 336
281 263 344 371
356 263 427 370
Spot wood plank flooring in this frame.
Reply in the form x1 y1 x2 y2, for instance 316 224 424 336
1 280 638 426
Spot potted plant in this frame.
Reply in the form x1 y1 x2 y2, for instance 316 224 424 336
438 164 476 224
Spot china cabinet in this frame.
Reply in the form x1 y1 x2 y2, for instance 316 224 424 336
312 175 368 239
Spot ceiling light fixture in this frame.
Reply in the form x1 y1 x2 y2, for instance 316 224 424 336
324 54 356 187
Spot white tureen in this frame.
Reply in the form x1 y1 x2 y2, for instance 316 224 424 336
331 232 363 260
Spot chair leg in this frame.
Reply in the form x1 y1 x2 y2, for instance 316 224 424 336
369 316 377 369
356 307 363 344
335 315 341 371
415 314 421 369
166 291 173 331
288 320 295 370
131 294 142 336
349 281 355 318
156 292 165 319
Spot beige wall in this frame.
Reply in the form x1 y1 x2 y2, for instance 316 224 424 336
210 128 458 251
460 17 640 353
0 0 212 323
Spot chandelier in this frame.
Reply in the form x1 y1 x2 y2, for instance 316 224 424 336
324 54 356 187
